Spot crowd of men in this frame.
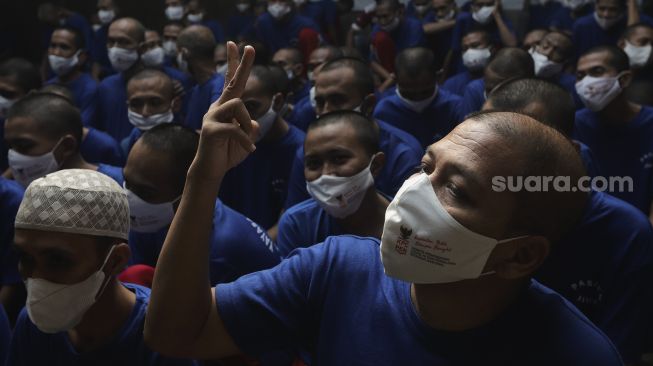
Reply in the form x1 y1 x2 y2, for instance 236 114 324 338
0 0 652 364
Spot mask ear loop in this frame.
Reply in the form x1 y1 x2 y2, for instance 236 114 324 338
94 244 117 300
479 235 531 277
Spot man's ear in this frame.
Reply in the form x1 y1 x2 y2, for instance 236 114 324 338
78 49 88 66
105 243 131 276
617 38 625 49
487 236 551 280
618 70 633 89
272 92 286 112
55 134 79 164
361 93 377 117
370 152 386 178
171 95 182 113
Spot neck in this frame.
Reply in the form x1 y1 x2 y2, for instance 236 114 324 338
67 279 136 353
470 69 483 79
192 59 217 84
122 62 144 81
262 115 289 143
411 278 526 331
58 68 82 83
598 95 641 125
61 153 96 171
292 78 307 95
337 187 389 238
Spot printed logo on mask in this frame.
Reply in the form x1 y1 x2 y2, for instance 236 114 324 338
395 225 412 254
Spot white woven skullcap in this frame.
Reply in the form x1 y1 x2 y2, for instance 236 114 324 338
15 169 130 240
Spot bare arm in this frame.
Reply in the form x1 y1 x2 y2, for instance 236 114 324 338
627 0 640 26
493 1 517 47
145 42 258 360
422 19 456 35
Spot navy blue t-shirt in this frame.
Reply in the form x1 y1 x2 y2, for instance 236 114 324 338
46 73 98 127
216 236 624 365
284 119 423 208
572 13 653 58
373 88 462 148
199 19 225 43
578 140 603 178
128 199 280 285
298 0 338 35
0 178 23 286
459 78 485 118
536 190 653 363
528 1 565 30
287 95 316 132
573 106 653 214
7 283 197 365
370 17 426 59
226 11 256 40
442 71 479 97
219 125 306 229
255 12 321 55
81 128 123 166
185 73 224 130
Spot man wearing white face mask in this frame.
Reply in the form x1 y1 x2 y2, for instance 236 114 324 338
572 0 653 58
164 0 185 21
184 0 227 43
120 124 280 285
442 29 494 96
254 0 322 58
374 47 461 148
218 65 305 231
8 169 197 365
121 70 181 157
273 47 311 105
4 93 123 186
45 27 99 127
277 111 390 256
619 23 653 74
227 0 258 41
144 46 622 364
90 0 119 80
574 45 653 224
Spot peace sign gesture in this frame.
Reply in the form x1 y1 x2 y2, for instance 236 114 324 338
195 41 258 180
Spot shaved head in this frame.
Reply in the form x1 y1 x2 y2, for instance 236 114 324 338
109 17 146 43
177 25 216 61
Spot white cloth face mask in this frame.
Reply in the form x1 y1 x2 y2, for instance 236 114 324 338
472 5 495 25
125 185 180 233
48 51 80 76
268 3 291 19
255 101 278 142
623 41 652 68
127 109 174 131
141 47 166 67
165 5 184 20
162 40 177 57
8 139 63 188
25 245 116 334
380 173 528 284
306 154 377 218
396 86 438 113
462 47 492 71
97 9 115 24
529 48 563 78
108 47 139 72
593 11 623 29
575 73 625 112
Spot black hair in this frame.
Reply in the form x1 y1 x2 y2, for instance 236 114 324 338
53 26 86 50
487 47 535 78
581 45 630 72
320 57 375 96
0 58 42 95
139 124 199 189
250 64 289 96
308 110 380 157
275 47 304 65
395 47 438 79
177 24 216 60
622 22 653 40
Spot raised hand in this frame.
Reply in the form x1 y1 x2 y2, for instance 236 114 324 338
195 41 258 180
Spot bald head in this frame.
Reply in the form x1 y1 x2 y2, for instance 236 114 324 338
177 25 216 61
127 69 175 100
109 17 145 43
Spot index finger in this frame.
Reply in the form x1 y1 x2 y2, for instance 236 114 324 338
222 41 240 92
217 44 256 105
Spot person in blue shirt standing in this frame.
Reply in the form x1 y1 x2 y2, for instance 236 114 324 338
442 28 496 96
573 45 653 221
9 169 196 365
0 59 42 172
45 26 99 127
184 0 226 44
484 77 653 364
374 47 461 148
273 47 311 105
285 57 423 208
144 45 623 365
572 0 653 58
368 0 425 77
459 47 534 117
122 124 280 284
90 0 120 80
227 0 258 41
418 0 459 69
255 0 322 61
219 65 305 231
177 25 225 131
528 30 583 108
278 111 390 256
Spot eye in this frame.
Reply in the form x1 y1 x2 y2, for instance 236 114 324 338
445 181 469 203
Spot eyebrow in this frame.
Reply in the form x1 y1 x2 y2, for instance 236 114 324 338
426 146 484 189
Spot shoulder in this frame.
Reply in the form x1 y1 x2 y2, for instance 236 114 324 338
0 177 24 205
573 14 595 28
98 73 123 89
436 88 462 105
283 198 322 219
282 125 307 145
97 164 124 185
574 108 595 125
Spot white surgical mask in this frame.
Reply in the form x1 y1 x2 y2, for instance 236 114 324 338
177 52 189 73
472 5 495 25
268 3 291 19
381 17 400 32
381 173 527 284
187 12 203 23
97 9 115 24
309 86 317 108
108 47 139 72
256 102 278 141
415 5 430 14
237 3 250 12
306 155 377 218
128 109 174 131
125 186 180 233
529 48 563 78
0 95 15 118
8 140 62 188
162 40 177 57
396 87 438 113
141 47 166 67
92 24 102 32
623 41 652 68
593 11 623 29
165 5 184 20
48 51 79 76
462 47 492 71
25 245 116 334
575 73 625 112
216 63 228 75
